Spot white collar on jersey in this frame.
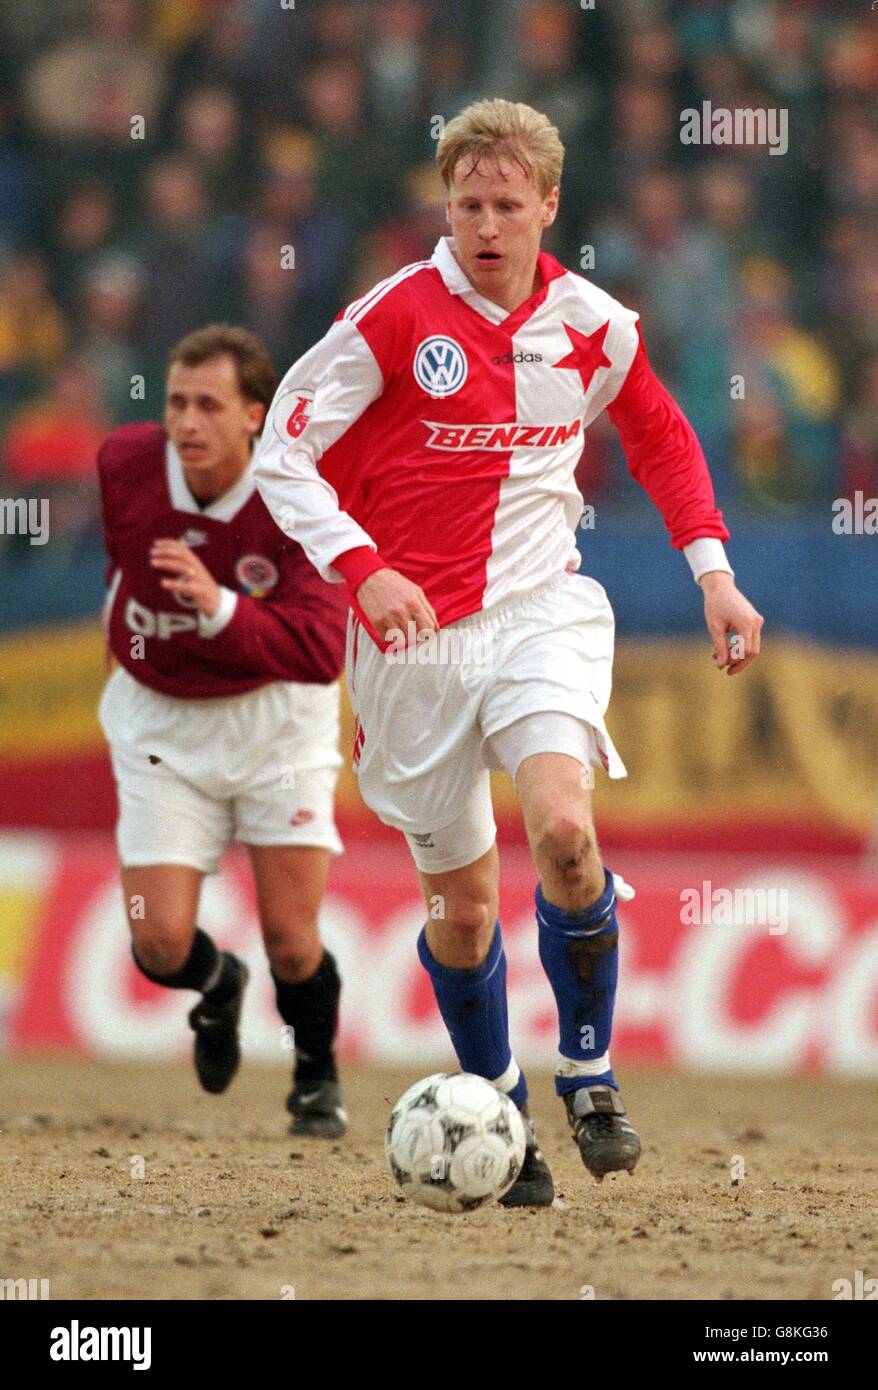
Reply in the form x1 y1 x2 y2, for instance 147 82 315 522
165 438 257 521
430 236 510 324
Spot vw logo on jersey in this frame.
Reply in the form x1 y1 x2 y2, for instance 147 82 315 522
413 336 468 398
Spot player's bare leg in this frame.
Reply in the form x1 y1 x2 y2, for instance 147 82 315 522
418 843 499 968
122 864 249 1095
248 844 347 1138
515 752 605 910
515 750 642 1181
122 864 203 975
417 844 554 1207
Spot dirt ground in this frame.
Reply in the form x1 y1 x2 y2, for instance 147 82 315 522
1 1057 876 1301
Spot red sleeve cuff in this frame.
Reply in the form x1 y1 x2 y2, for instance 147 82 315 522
332 545 389 594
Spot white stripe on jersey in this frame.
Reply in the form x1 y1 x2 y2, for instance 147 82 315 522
345 260 433 324
103 566 122 632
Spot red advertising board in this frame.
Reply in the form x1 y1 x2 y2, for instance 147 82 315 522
4 835 878 1075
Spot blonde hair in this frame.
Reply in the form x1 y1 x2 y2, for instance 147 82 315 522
436 98 564 199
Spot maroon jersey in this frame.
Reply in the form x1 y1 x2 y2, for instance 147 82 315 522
99 423 347 698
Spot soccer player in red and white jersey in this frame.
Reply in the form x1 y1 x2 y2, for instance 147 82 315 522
255 101 765 1204
98 325 350 1137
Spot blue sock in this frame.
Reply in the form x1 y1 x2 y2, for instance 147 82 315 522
536 867 619 1097
417 921 528 1110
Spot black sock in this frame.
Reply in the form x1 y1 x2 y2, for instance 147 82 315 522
133 927 235 997
272 951 340 1085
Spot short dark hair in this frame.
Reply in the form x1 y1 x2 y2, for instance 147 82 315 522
167 324 278 412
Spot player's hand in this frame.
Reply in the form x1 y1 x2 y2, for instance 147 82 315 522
355 567 439 644
150 540 222 619
699 571 764 675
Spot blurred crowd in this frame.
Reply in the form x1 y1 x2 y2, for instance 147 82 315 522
0 0 876 556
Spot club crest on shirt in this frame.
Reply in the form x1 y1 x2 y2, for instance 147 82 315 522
272 384 315 443
235 553 279 597
413 335 468 397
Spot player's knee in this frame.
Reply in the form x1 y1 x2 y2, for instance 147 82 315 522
130 922 192 977
434 900 495 966
536 809 596 875
262 923 321 982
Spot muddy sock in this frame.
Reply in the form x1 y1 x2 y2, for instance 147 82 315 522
536 869 619 1097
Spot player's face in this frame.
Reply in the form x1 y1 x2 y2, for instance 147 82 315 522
164 355 264 478
446 156 559 306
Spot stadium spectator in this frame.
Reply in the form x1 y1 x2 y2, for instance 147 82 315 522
820 212 878 394
821 18 878 101
76 253 145 425
129 156 226 361
49 179 121 315
23 0 164 146
173 85 247 217
503 0 605 250
733 256 841 505
308 0 368 63
424 33 482 131
514 1 600 145
601 81 682 211
603 170 732 371
729 2 821 126
150 0 213 56
159 0 259 138
230 222 298 371
0 98 38 253
697 163 762 265
2 358 106 547
237 128 348 360
351 162 447 295
0 251 66 411
623 19 690 103
594 169 736 497
367 0 432 141
302 57 400 236
826 112 878 224
3 358 107 485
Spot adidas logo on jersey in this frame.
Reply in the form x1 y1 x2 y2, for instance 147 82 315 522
491 351 543 364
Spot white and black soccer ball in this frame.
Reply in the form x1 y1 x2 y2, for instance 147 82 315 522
385 1072 527 1213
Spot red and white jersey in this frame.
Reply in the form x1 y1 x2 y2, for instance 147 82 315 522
255 236 731 643
99 423 348 699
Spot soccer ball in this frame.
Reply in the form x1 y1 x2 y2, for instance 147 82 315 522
385 1072 527 1213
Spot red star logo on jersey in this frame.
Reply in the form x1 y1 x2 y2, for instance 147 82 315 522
551 321 612 393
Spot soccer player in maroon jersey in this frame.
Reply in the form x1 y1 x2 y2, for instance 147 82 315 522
98 325 349 1137
256 100 765 1204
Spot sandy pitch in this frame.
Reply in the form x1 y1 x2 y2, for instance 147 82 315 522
1 1058 876 1301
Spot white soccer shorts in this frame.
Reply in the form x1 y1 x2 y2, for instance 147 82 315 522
346 571 627 874
100 666 343 874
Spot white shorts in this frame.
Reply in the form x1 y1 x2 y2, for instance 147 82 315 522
346 571 627 874
99 666 343 874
